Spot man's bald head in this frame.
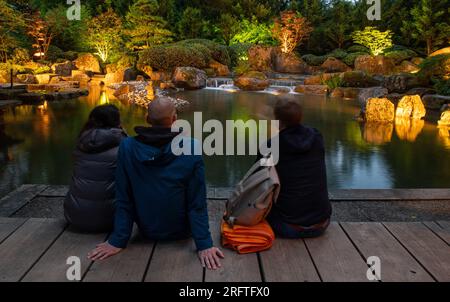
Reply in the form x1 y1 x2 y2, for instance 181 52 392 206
274 98 303 129
147 97 177 127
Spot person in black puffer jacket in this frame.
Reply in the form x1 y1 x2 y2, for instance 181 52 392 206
64 104 127 232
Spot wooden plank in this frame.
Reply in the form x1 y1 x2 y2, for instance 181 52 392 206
145 239 202 282
0 184 48 216
304 222 370 282
22 228 107 282
83 228 154 282
383 222 450 282
423 222 450 245
260 239 320 282
341 222 434 282
0 217 27 243
0 218 66 282
39 186 69 197
205 201 261 282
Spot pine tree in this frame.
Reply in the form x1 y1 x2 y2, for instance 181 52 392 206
124 0 173 51
402 0 450 55
324 0 352 49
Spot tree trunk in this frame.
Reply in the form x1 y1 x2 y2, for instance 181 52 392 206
427 39 432 56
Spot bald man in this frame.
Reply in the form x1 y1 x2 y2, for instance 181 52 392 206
88 97 224 270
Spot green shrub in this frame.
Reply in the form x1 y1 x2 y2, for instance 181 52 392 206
433 79 450 96
177 39 231 66
63 51 78 61
325 49 348 60
323 74 343 90
385 49 418 64
33 65 51 75
12 48 31 65
228 43 253 67
343 52 368 67
302 54 327 66
234 60 251 75
347 45 370 53
46 45 64 62
418 54 450 82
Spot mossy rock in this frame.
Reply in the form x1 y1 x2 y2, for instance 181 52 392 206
340 71 381 88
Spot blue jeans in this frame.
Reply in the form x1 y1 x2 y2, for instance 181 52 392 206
267 213 330 239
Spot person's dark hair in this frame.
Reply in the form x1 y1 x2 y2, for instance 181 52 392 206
274 99 303 128
79 105 121 137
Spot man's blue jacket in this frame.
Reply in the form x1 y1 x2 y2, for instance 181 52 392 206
108 127 213 251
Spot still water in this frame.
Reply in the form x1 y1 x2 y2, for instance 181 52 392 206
1 87 449 198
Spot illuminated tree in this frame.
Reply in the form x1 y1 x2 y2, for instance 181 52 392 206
87 9 122 63
272 10 313 54
352 26 393 56
124 0 172 51
0 0 25 62
28 12 53 60
230 18 276 46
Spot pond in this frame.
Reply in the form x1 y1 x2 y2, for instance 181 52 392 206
1 86 449 198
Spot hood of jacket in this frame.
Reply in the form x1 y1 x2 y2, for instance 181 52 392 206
77 128 126 154
279 124 320 154
132 126 181 166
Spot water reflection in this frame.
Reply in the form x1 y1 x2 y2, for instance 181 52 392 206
395 118 425 142
438 127 450 150
361 122 394 145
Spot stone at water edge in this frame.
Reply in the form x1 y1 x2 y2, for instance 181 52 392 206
172 67 207 90
422 95 450 111
272 49 312 74
320 57 351 73
364 98 395 122
294 85 328 95
209 60 230 77
234 71 270 91
340 71 380 88
51 61 76 77
358 87 389 112
438 110 450 127
395 95 426 119
73 53 101 73
304 73 342 85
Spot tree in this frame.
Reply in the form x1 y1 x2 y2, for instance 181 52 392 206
352 26 393 56
324 0 352 49
124 0 172 51
27 12 53 60
402 0 450 55
217 13 240 45
177 7 210 40
272 11 313 54
87 8 122 63
0 0 25 62
230 18 276 46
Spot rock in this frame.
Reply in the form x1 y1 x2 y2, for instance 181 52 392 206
382 74 425 93
362 122 394 145
355 55 396 75
235 71 270 91
17 92 46 102
395 95 426 119
71 70 94 78
71 72 91 86
395 61 420 74
51 61 75 76
172 67 207 90
35 73 56 84
113 83 137 99
405 87 436 96
411 57 424 66
422 94 450 110
330 87 362 99
209 60 230 76
430 47 450 57
248 46 274 72
294 85 328 95
438 110 450 126
160 81 176 90
395 118 425 142
304 73 341 85
73 53 101 73
272 50 312 74
16 74 37 84
340 71 380 88
365 98 395 122
105 68 137 85
320 57 351 73
358 87 389 111
330 88 344 98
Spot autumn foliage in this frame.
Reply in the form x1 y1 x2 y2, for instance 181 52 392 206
272 11 313 54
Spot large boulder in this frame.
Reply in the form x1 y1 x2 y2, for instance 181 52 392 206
320 57 351 73
355 55 396 75
340 71 380 88
422 94 450 110
35 73 56 84
51 61 76 76
235 71 270 91
172 67 207 90
16 74 37 84
405 87 436 97
358 87 389 111
382 74 425 93
105 68 138 85
272 50 311 74
304 73 341 85
209 60 230 76
364 98 395 122
430 47 450 57
438 110 450 126
73 53 101 73
294 85 328 95
248 46 274 72
395 95 426 119
395 61 420 74
331 87 363 99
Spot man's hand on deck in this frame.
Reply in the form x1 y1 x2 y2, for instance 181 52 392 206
88 242 122 261
198 247 225 270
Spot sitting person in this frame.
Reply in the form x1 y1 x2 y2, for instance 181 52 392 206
88 97 224 270
64 104 127 232
261 99 332 238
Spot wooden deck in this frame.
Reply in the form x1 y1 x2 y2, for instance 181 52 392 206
0 185 449 282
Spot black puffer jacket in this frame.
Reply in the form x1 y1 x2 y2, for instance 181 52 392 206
64 128 127 232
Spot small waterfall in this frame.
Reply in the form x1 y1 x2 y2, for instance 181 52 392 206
205 76 303 95
206 78 234 88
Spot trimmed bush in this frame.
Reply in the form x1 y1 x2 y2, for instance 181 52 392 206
302 54 327 66
177 39 231 66
433 79 450 96
343 52 367 67
46 45 64 62
325 49 348 60
63 51 78 61
347 45 370 53
385 49 418 64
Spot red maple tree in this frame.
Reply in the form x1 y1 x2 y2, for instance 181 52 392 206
273 11 313 54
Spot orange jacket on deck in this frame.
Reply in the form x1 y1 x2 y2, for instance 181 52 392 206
221 220 275 254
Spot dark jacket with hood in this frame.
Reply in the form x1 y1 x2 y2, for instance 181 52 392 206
64 128 127 232
266 124 332 227
107 127 213 251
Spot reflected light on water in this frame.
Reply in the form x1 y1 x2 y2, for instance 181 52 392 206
98 91 110 105
362 122 394 145
395 118 425 142
438 127 450 150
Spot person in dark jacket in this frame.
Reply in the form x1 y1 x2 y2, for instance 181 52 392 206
263 99 332 239
88 97 224 270
64 104 127 232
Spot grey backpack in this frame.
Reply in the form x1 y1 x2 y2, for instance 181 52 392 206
224 156 280 227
